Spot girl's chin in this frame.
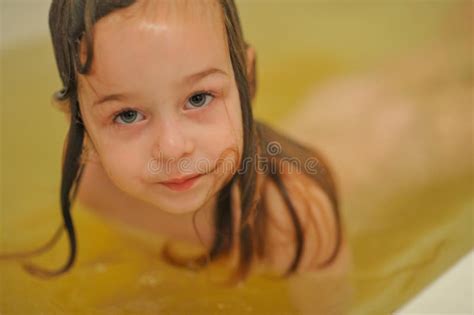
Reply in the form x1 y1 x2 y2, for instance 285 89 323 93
157 201 209 215
147 190 213 215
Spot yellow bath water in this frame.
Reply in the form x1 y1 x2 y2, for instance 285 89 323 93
1 1 472 314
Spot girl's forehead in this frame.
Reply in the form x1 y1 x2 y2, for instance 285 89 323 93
79 0 230 101
127 0 222 25
95 0 224 37
90 0 226 56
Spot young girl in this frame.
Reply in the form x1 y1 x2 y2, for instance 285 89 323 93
5 0 350 285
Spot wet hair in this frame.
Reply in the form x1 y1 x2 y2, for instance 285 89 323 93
0 0 342 283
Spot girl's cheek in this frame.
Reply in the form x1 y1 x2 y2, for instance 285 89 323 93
211 120 242 162
97 140 142 173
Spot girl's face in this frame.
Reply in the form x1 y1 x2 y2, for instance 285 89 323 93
77 1 243 214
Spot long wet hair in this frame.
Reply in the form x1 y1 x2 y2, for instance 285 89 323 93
0 0 342 284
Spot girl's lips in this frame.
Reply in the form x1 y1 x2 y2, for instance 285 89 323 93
160 174 203 191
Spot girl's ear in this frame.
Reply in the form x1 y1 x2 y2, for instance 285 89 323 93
245 45 257 101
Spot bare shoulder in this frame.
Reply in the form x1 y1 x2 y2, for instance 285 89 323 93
261 169 352 276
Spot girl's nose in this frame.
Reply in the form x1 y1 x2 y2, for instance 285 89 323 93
152 120 194 161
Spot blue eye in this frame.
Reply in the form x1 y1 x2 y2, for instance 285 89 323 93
114 110 144 125
185 92 214 109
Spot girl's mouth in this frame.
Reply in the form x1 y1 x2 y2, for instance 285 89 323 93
160 173 203 192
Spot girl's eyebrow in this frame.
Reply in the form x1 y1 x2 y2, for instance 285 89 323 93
93 93 126 107
92 67 228 107
183 67 228 85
